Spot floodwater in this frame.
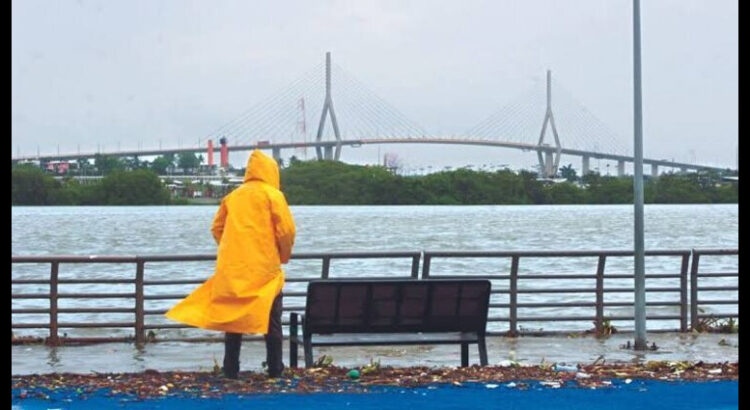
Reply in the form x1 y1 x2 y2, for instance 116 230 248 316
11 204 738 373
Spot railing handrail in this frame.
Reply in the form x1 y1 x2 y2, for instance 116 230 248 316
423 249 692 257
692 249 739 256
11 251 423 263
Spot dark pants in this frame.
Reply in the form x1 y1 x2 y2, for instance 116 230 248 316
223 293 283 378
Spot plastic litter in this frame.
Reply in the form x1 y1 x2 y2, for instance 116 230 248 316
346 369 360 380
553 364 578 372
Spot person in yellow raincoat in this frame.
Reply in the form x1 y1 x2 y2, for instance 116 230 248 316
165 149 295 379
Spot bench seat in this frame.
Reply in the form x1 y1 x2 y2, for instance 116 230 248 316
289 279 491 368
289 331 481 346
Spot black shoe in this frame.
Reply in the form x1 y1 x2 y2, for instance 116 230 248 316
268 363 285 378
222 367 238 380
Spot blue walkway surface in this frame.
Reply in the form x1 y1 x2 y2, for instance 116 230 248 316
12 379 737 410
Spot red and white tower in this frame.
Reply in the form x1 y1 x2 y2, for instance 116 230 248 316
207 139 214 168
219 137 229 168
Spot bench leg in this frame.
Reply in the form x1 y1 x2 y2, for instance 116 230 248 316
478 336 488 366
461 343 469 367
290 313 299 368
290 339 298 368
304 336 313 368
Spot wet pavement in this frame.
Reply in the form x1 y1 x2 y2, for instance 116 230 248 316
11 332 737 375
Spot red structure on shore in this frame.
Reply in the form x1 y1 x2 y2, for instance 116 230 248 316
207 140 214 167
220 138 229 168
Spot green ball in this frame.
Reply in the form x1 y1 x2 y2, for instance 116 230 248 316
347 369 360 380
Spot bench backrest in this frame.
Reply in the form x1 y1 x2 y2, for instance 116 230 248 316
304 279 491 334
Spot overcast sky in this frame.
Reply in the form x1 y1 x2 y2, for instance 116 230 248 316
12 0 737 172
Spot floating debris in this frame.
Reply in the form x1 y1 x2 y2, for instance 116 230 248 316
553 364 578 372
10 361 738 401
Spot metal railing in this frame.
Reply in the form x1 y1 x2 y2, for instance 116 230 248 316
11 249 737 345
11 252 421 345
423 250 692 336
689 249 739 330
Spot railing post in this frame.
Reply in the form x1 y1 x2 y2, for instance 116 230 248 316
47 262 60 346
321 257 330 279
411 254 420 279
135 259 145 345
679 253 690 332
690 250 700 331
422 254 431 279
509 256 519 337
595 255 606 334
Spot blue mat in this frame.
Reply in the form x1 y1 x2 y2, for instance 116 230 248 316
11 379 738 410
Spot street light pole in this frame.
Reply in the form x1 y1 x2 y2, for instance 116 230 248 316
632 0 647 350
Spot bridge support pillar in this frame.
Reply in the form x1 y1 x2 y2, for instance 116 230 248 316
545 151 555 177
334 143 342 161
315 52 342 162
680 167 687 174
272 147 281 163
582 156 590 175
617 160 625 177
651 164 658 177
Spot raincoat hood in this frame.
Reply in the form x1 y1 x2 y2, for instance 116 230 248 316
244 150 280 189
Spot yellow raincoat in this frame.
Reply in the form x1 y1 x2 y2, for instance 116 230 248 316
165 150 296 334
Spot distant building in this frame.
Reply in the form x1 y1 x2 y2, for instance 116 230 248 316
45 161 75 174
18 159 41 167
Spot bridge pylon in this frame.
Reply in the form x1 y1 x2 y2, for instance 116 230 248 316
536 70 562 178
315 52 342 161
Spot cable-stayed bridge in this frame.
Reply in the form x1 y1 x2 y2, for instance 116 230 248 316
12 52 730 177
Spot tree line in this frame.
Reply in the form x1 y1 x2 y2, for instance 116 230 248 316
49 152 204 176
281 159 737 205
12 159 737 206
12 164 172 205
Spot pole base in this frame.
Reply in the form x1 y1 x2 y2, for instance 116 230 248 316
620 340 659 351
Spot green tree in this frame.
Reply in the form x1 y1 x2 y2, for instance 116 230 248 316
544 182 586 204
649 173 710 203
121 155 145 170
519 171 546 204
151 155 175 175
177 152 201 173
99 169 171 205
559 164 578 182
94 155 124 175
12 165 61 205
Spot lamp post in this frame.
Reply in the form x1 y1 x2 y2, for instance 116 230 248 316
632 0 647 350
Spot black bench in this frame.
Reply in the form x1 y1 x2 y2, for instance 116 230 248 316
289 279 491 368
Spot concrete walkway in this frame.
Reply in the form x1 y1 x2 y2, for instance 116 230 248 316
11 332 738 375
